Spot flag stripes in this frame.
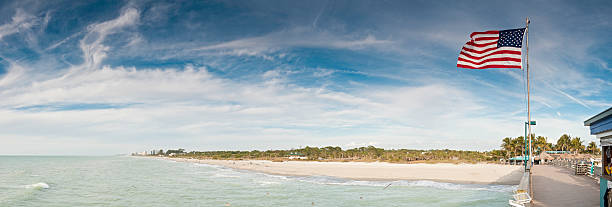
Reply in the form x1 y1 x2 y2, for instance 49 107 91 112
457 28 525 69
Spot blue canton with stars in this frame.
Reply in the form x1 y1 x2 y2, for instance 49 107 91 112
497 28 526 48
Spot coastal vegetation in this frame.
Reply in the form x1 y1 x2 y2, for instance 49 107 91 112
499 134 600 159
146 134 599 163
179 146 493 163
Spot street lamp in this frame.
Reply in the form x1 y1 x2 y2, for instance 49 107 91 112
525 120 536 171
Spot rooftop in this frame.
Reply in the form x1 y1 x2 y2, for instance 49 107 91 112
584 106 612 126
585 107 612 136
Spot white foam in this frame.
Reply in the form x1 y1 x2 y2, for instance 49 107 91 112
193 163 225 169
256 172 290 180
397 180 514 192
25 182 49 189
257 180 281 186
211 172 240 178
292 176 514 192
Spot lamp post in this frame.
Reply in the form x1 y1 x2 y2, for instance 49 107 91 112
525 120 536 171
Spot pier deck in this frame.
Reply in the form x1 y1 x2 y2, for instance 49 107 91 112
531 165 599 207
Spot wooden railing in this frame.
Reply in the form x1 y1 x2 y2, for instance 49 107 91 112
549 159 600 182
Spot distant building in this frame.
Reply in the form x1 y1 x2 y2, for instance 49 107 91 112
287 152 308 160
544 151 571 154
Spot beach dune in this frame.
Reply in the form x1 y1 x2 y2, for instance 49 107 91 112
170 158 523 185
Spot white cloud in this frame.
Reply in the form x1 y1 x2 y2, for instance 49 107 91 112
0 9 37 40
79 7 139 69
2 60 556 154
0 62 26 88
547 83 591 109
312 68 334 77
192 27 392 58
330 34 392 48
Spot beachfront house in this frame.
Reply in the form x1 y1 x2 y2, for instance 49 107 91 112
584 106 612 207
534 151 554 164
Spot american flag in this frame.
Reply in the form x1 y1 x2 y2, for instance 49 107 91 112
457 28 526 69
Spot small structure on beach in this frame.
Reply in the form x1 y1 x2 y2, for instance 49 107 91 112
287 152 308 160
534 151 554 164
584 106 612 207
539 151 596 161
545 150 571 154
508 156 528 165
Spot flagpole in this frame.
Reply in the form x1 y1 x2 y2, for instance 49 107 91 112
526 17 532 170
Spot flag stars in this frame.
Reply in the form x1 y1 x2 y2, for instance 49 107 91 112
497 28 525 48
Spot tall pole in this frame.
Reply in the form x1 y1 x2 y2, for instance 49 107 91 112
526 17 532 169
525 122 528 169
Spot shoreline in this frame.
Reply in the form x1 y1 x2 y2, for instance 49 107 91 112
158 157 523 185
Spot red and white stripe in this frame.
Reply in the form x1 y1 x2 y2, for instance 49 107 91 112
457 30 522 69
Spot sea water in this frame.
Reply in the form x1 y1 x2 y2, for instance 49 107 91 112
0 156 514 206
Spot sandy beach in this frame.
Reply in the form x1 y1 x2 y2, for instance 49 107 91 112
166 158 523 185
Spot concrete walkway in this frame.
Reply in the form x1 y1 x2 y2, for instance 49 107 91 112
531 165 599 207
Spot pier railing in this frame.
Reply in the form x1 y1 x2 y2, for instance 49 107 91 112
503 159 537 206
548 159 600 181
510 172 532 207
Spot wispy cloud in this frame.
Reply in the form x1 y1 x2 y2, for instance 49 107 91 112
79 7 139 69
0 9 37 40
192 27 392 58
546 82 591 109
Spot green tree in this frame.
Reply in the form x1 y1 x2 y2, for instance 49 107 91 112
534 136 552 154
587 141 599 155
510 137 524 158
569 137 584 154
556 134 571 151
501 137 512 158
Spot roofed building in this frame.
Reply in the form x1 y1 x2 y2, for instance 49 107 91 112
584 107 612 207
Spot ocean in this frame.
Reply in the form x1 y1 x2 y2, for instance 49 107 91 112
0 156 514 206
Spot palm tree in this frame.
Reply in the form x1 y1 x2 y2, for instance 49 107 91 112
570 137 584 154
556 134 571 151
587 141 599 155
508 138 516 158
511 137 524 158
534 136 551 154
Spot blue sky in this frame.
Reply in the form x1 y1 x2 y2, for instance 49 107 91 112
0 0 610 155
